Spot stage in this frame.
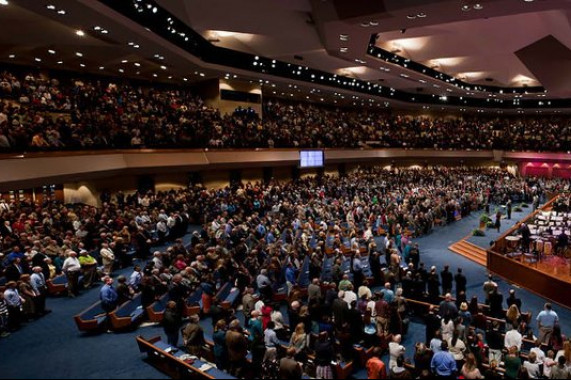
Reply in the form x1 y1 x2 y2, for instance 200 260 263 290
487 195 571 309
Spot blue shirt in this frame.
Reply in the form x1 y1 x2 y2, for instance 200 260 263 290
285 267 296 284
129 271 142 288
383 289 395 303
264 328 280 348
100 284 118 304
536 310 559 328
431 350 457 376
3 288 21 307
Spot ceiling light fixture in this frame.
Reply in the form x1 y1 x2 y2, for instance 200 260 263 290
473 3 483 10
57 10 66 15
8 54 15 59
99 66 104 70
57 61 63 64
160 65 167 70
407 15 416 19
34 57 42 62
76 30 85 37
369 20 379 26
461 4 471 11
0 0 8 5
417 13 427 18
340 34 349 41
48 49 56 54
80 63 86 68
46 5 56 10
76 52 83 57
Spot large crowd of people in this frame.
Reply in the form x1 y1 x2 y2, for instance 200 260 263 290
2 166 571 379
1 69 571 152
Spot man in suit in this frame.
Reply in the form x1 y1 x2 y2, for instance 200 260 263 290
332 291 348 329
454 268 467 298
440 265 453 295
488 287 504 319
279 347 302 379
4 257 24 282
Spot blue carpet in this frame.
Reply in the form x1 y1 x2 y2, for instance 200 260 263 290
1 217 570 379
466 207 531 249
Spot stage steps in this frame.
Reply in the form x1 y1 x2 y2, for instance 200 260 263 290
448 239 488 266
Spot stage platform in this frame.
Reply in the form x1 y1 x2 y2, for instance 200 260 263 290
488 195 571 309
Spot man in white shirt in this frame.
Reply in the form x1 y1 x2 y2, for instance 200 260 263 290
62 251 81 297
343 284 357 309
152 251 163 271
389 334 405 370
504 324 523 351
99 243 115 275
30 266 48 316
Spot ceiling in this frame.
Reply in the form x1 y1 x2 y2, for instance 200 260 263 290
1 0 571 113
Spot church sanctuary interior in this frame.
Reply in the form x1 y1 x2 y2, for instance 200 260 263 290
3 0 571 379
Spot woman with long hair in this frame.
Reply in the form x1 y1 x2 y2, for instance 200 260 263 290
506 304 521 326
290 322 308 362
461 353 483 379
549 324 566 352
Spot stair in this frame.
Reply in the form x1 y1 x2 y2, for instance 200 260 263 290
448 239 488 266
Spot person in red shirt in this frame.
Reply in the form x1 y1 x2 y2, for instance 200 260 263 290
367 347 387 379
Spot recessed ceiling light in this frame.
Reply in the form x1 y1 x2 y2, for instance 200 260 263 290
133 44 139 48
119 69 124 73
46 5 56 10
406 15 416 19
461 4 471 11
57 9 66 15
417 13 427 18
99 66 104 70
199 73 205 77
160 65 167 70
369 20 379 26
121 60 128 63
101 29 108 34
340 47 348 53
57 61 63 64
48 49 56 54
340 34 349 41
80 63 85 67
183 78 188 81
34 57 42 62
76 30 85 37
134 62 141 67
153 73 158 77
168 76 173 79
152 6 157 13
94 26 101 31
473 3 483 10
8 54 15 59
0 0 8 5
75 52 83 57
360 22 370 27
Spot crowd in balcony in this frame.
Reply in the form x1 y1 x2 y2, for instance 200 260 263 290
1 166 570 379
1 69 571 152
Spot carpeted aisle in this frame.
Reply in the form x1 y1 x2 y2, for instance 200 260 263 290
1 214 570 379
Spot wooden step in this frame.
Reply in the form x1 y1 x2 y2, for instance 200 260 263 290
448 240 488 266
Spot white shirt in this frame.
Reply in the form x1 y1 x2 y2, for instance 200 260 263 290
62 257 81 272
530 347 546 363
504 329 523 350
441 319 455 342
343 290 357 308
523 360 541 379
100 248 115 264
388 342 405 370
448 338 466 361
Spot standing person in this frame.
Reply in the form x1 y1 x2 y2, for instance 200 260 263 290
440 266 453 295
62 251 81 297
163 301 182 348
495 211 502 233
507 199 512 220
537 303 559 345
213 319 228 370
0 290 10 337
100 276 118 313
30 266 49 316
182 315 205 356
100 243 115 276
389 335 405 370
279 347 302 379
454 269 467 299
314 331 334 379
3 281 24 331
431 341 457 379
